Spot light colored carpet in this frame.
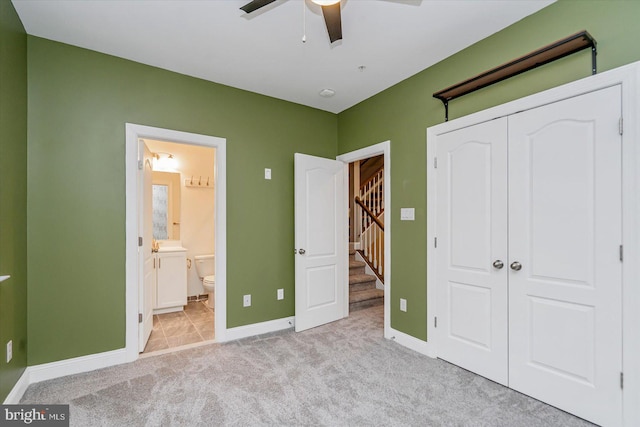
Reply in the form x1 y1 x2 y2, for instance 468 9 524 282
21 306 592 426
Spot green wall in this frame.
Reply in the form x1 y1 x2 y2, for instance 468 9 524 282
27 37 337 365
337 0 640 340
0 0 27 402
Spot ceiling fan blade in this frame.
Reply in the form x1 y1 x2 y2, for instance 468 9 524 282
240 0 278 14
321 3 342 43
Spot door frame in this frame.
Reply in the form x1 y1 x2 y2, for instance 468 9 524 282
337 140 391 338
427 61 640 426
125 123 227 361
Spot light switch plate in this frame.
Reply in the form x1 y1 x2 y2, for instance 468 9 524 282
400 298 407 312
400 208 415 221
264 168 272 180
6 340 12 363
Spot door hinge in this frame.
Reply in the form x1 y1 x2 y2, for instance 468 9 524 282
620 372 624 389
138 160 144 170
434 317 438 328
138 236 143 247
434 237 437 248
620 245 623 262
138 313 143 323
619 117 623 135
434 157 438 168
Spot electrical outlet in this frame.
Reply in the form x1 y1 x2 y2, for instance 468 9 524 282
243 294 252 307
264 168 271 180
6 340 12 363
400 298 407 312
277 289 284 300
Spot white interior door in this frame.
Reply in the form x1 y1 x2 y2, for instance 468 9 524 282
138 142 154 352
294 153 347 332
508 86 623 426
435 118 509 385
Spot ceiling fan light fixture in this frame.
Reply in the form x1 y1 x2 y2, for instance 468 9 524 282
311 0 340 6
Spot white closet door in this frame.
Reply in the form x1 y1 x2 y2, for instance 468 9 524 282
508 86 622 426
435 118 509 385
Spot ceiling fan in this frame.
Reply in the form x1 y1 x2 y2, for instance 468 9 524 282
240 0 343 43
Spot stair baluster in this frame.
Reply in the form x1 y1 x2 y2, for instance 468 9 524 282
354 166 384 283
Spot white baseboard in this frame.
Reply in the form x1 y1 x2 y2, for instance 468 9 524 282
222 316 295 342
3 369 30 404
28 348 130 385
387 327 436 359
153 306 184 315
3 348 129 404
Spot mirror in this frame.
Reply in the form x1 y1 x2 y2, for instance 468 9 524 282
152 171 181 240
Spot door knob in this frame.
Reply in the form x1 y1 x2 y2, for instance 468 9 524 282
492 260 504 269
510 261 522 271
298 248 306 255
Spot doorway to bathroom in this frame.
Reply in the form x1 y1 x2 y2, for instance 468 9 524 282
140 138 216 354
125 124 227 361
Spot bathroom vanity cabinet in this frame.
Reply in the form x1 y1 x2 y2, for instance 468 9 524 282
154 248 187 312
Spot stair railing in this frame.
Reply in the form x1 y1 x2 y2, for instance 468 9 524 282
359 168 384 218
354 196 384 280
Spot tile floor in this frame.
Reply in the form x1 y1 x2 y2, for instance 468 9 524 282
143 300 214 354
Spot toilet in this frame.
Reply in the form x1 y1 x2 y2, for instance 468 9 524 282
194 254 215 310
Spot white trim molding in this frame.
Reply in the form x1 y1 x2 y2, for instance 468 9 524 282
3 370 29 404
426 60 640 427
28 349 129 384
125 123 228 359
337 141 391 339
2 349 129 404
388 327 436 359
223 316 295 342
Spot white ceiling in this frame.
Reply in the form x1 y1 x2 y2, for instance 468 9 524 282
12 0 554 113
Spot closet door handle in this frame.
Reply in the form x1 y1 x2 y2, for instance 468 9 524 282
298 248 306 255
492 260 504 269
510 261 522 271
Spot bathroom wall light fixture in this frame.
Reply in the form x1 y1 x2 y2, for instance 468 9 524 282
152 152 178 171
311 0 340 5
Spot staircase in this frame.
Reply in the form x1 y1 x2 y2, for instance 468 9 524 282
349 248 384 311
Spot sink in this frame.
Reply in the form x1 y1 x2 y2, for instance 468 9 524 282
157 240 187 252
157 245 187 253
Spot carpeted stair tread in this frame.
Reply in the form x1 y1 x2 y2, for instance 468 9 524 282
349 273 377 285
349 288 384 311
349 260 366 269
348 245 382 310
349 288 384 304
